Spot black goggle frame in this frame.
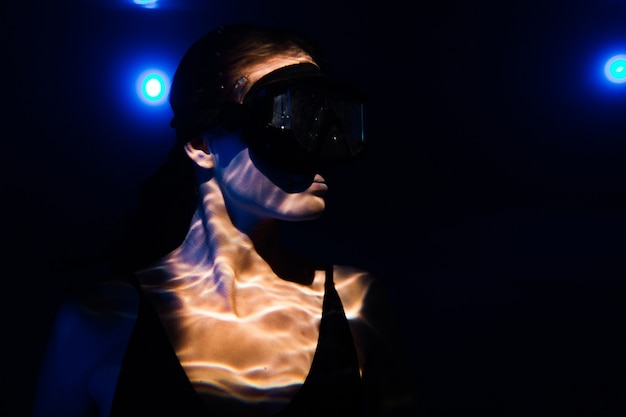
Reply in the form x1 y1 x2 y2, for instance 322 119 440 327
233 64 367 173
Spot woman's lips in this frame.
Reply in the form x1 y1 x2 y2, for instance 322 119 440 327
309 174 328 194
289 173 327 194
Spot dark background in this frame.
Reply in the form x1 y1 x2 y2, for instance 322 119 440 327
3 0 626 416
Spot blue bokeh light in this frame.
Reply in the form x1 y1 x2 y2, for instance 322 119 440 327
581 43 626 96
108 45 178 136
133 0 159 8
136 69 170 105
604 54 626 83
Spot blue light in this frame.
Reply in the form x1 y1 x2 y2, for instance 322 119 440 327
604 54 626 83
136 69 170 105
133 0 158 8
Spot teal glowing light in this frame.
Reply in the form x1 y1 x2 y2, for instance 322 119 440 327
136 69 169 105
143 75 164 99
604 55 626 83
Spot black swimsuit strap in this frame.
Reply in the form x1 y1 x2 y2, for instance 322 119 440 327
109 274 207 417
110 265 362 417
276 265 363 417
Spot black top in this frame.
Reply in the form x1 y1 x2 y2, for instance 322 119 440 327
109 267 364 417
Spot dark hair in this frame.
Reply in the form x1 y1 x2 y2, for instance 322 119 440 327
169 22 325 144
111 23 325 274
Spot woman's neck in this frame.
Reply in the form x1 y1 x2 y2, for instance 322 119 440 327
137 179 318 294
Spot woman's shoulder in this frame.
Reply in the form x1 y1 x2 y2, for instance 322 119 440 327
332 265 419 414
331 263 397 331
58 280 139 338
331 264 376 319
332 264 376 286
43 267 140 365
64 277 140 318
32 269 140 416
50 269 141 371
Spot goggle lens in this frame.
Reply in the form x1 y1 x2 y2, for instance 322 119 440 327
243 76 366 172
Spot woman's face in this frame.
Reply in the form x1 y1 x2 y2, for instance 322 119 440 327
204 53 330 225
206 127 328 224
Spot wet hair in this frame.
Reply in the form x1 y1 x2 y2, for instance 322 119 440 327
111 23 325 273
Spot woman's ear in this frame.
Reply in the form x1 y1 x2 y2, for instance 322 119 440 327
184 135 215 169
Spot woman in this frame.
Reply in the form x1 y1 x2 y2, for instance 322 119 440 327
32 23 416 417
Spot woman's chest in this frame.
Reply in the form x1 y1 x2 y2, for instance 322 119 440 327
146 279 326 413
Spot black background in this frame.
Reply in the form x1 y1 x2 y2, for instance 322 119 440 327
3 0 626 416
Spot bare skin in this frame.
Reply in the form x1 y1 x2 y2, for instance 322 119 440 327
134 118 374 416
32 55 387 417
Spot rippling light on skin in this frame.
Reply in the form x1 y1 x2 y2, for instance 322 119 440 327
604 54 626 83
136 69 169 105
140 260 325 406
136 217 371 408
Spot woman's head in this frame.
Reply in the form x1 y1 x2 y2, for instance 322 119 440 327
169 23 334 226
169 23 325 144
115 23 363 271
170 23 366 177
113 24 327 270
